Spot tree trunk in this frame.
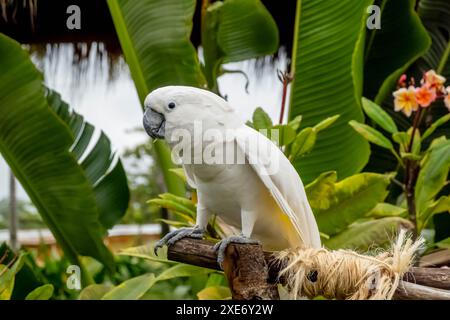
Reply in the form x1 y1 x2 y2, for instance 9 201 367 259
9 169 18 250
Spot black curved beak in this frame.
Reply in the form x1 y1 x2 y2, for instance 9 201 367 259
143 108 166 139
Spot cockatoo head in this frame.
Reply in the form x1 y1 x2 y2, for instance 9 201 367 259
143 86 239 141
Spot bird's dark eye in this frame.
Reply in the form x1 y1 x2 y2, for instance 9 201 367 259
168 102 176 109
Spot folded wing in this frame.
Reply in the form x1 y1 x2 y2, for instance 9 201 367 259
234 125 321 248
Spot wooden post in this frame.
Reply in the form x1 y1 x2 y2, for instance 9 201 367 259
395 282 450 300
404 267 450 290
222 243 279 300
9 170 18 251
166 238 450 300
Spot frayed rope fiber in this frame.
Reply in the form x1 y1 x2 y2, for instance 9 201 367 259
274 230 424 300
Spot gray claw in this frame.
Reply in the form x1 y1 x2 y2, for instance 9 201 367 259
154 226 204 256
214 235 260 269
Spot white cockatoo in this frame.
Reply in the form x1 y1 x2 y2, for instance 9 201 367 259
143 86 321 265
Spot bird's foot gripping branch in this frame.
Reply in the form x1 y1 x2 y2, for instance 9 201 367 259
166 236 450 300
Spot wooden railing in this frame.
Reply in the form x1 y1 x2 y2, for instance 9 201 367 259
167 238 450 300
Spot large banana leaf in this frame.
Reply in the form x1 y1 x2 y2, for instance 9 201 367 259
364 0 431 104
305 171 392 236
202 0 279 90
46 90 129 229
418 0 450 78
0 34 113 271
288 0 371 183
107 0 206 196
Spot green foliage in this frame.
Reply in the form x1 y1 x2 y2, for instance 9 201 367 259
0 251 54 300
415 140 450 229
366 203 407 219
212 0 278 63
349 120 395 151
422 114 450 140
288 0 371 183
288 116 341 161
102 273 157 300
107 0 204 99
303 171 336 211
169 168 188 184
149 195 195 218
252 107 273 130
353 93 450 234
0 254 25 300
197 286 231 300
416 140 450 211
108 0 198 196
305 172 392 236
271 124 297 147
98 243 227 300
419 196 450 231
313 115 341 132
356 98 434 166
25 284 54 300
363 0 431 104
0 34 114 272
78 284 112 300
416 0 450 144
289 128 316 160
325 217 413 251
436 237 450 249
248 108 339 162
146 193 223 239
202 0 278 91
418 0 450 77
361 98 398 134
288 115 303 132
101 264 214 300
119 243 176 265
47 90 130 230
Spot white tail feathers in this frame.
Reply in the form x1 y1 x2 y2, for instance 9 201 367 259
274 230 424 300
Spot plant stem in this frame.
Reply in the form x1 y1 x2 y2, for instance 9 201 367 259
279 80 288 124
278 70 293 124
404 108 423 236
201 0 210 18
405 161 419 235
407 107 422 152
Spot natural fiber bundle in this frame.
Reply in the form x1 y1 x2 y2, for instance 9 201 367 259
275 230 424 300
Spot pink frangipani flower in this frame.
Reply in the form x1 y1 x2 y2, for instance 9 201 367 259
415 85 436 108
422 70 446 93
393 86 419 117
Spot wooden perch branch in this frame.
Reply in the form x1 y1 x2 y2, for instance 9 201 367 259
167 238 450 300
